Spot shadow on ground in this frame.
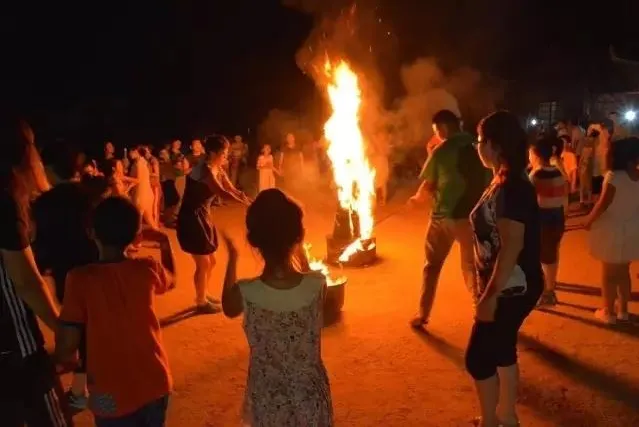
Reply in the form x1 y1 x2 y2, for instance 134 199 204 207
412 328 639 425
557 282 639 300
160 307 200 328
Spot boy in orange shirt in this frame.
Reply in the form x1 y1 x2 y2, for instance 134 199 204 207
56 196 176 426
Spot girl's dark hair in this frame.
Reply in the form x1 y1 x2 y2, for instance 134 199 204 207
478 110 528 176
204 135 230 154
0 118 41 200
530 136 556 162
246 189 304 261
92 196 141 247
609 137 639 171
137 146 150 158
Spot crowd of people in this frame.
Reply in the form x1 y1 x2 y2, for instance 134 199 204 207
0 121 346 427
1 108 638 427
409 109 639 427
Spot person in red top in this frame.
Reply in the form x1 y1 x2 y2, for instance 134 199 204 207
55 196 176 426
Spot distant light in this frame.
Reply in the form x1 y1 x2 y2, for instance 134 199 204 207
530 118 538 126
624 110 636 122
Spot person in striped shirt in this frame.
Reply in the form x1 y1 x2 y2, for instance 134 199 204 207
529 136 569 306
0 118 71 426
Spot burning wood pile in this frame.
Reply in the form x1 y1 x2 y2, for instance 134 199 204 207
322 60 377 267
302 59 377 321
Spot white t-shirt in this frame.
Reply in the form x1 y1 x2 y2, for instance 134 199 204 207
598 171 639 224
589 170 639 262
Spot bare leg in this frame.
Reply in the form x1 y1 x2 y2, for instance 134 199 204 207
617 263 631 315
192 254 210 306
601 262 617 314
475 375 499 427
568 170 574 193
153 188 161 226
496 364 520 425
206 253 218 302
142 207 159 231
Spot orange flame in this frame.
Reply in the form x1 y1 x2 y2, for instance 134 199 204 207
304 243 337 286
323 60 376 262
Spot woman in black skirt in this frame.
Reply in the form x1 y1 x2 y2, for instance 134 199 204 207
177 135 250 313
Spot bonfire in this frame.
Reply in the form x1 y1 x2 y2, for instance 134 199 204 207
302 59 376 318
323 60 377 264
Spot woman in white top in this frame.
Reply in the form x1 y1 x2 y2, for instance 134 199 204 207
585 137 639 324
128 146 158 230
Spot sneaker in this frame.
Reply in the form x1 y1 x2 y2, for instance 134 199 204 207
536 291 558 308
195 301 221 315
594 308 616 325
65 390 88 411
409 315 428 329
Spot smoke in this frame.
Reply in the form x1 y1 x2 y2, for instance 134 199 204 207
256 109 315 150
391 57 503 148
263 1 503 156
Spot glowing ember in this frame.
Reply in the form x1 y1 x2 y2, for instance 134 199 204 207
323 60 376 262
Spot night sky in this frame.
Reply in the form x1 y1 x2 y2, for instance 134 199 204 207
3 0 638 144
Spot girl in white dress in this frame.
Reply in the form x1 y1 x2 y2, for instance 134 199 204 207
585 137 639 324
256 144 278 192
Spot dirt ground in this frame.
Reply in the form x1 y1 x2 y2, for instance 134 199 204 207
51 183 639 427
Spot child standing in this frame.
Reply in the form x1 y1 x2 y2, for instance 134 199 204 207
56 196 176 426
529 136 568 306
584 137 639 324
220 189 333 427
256 144 278 192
